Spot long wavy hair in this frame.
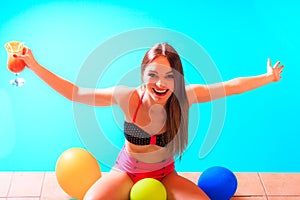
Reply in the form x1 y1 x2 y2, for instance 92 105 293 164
141 43 189 157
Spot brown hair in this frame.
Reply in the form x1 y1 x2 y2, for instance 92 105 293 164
141 43 189 157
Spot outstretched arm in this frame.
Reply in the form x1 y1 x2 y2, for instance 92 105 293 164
14 47 125 106
187 58 284 104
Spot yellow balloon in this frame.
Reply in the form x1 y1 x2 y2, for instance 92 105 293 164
130 178 167 200
56 148 101 200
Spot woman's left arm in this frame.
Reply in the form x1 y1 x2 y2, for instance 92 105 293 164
187 58 284 104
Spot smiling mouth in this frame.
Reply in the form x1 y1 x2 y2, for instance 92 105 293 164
153 88 169 96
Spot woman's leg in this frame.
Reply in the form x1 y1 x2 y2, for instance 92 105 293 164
161 171 209 200
84 168 134 200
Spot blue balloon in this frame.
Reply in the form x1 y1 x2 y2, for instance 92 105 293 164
197 166 238 200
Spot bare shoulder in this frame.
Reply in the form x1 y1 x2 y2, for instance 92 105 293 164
113 86 139 106
113 86 142 119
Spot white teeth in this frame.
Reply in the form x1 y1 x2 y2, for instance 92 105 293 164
153 88 167 94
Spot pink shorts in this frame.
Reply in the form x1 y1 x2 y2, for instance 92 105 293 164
115 147 175 183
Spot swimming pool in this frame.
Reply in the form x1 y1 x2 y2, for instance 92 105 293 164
0 0 299 172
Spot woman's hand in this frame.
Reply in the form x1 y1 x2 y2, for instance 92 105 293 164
267 58 284 82
13 47 38 70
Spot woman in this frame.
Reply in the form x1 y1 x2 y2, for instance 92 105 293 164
15 43 283 199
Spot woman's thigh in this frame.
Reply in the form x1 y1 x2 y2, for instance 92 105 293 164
161 171 209 200
84 168 134 200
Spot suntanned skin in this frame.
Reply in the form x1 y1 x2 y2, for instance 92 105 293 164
15 48 283 200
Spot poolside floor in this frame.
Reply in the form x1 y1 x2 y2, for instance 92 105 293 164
0 172 300 199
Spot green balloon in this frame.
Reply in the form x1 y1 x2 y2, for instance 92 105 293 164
130 178 167 200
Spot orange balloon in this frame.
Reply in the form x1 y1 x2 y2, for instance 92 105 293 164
56 148 101 200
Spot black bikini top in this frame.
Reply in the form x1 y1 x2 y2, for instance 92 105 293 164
124 92 169 147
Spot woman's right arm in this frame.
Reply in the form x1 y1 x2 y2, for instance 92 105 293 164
15 47 128 106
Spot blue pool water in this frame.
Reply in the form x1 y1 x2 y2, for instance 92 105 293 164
0 0 299 172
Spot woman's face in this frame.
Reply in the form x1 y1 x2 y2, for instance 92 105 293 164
143 56 174 104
